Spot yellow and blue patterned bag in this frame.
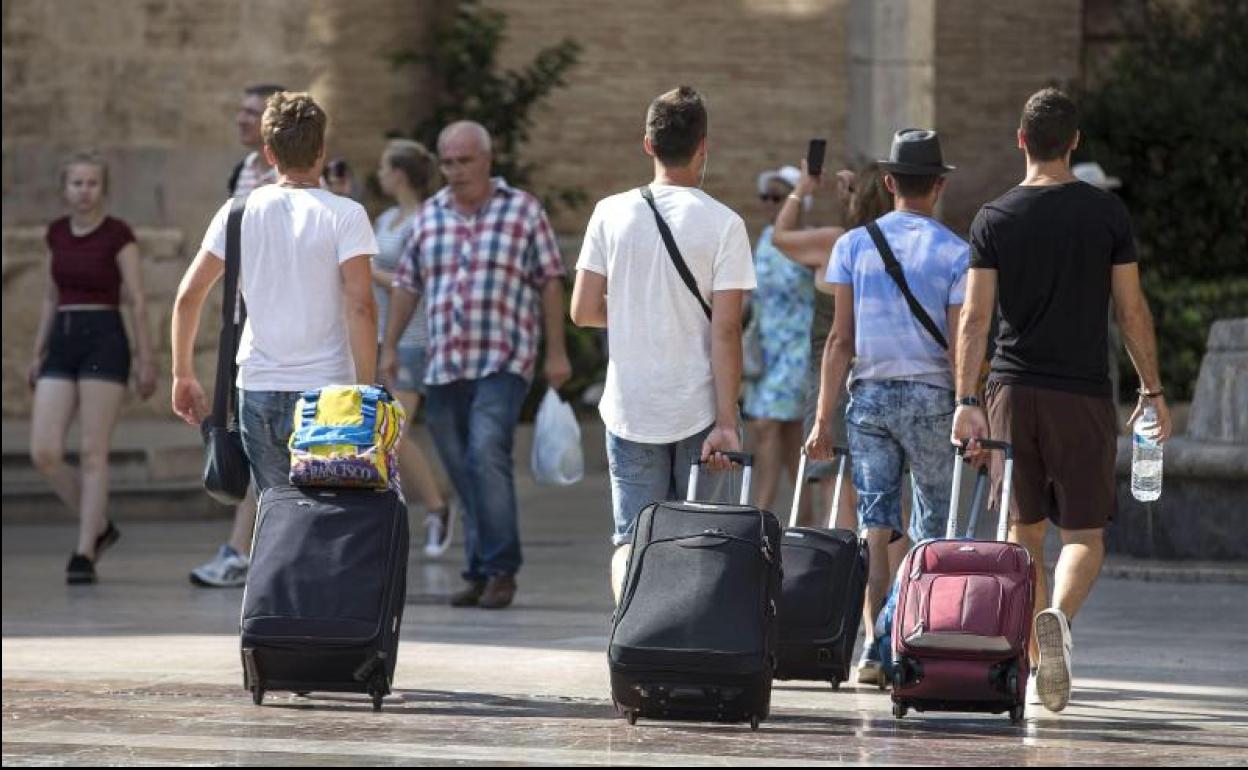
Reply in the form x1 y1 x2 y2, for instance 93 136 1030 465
288 385 407 490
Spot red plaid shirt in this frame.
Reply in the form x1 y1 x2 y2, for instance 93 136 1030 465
394 179 565 385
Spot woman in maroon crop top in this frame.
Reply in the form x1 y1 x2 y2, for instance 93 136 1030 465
28 152 157 585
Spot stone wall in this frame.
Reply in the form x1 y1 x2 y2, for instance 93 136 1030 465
2 0 1091 420
487 0 853 238
2 0 441 418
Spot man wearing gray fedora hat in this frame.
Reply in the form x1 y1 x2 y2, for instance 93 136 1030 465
806 127 969 686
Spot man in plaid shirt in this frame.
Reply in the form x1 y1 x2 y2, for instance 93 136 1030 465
382 121 571 610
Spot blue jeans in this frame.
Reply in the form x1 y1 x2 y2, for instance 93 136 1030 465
424 373 528 582
605 424 736 546
238 389 302 494
846 380 954 543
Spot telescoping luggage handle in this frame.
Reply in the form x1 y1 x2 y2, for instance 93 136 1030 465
789 448 849 529
949 440 1013 542
687 452 753 506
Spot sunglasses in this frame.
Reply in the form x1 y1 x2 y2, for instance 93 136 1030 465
759 193 787 203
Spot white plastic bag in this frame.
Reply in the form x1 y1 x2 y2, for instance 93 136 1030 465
531 387 584 486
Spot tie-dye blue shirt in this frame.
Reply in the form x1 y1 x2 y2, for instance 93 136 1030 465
827 211 969 390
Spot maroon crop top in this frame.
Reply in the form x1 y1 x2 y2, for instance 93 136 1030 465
46 216 136 307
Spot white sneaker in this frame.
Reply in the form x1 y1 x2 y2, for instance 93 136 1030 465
423 500 458 558
1034 608 1074 712
189 545 249 588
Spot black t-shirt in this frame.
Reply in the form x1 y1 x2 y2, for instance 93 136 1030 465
969 181 1137 398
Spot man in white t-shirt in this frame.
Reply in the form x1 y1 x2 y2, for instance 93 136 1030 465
172 91 379 492
570 86 756 600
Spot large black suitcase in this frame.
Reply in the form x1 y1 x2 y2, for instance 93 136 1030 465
240 485 409 710
609 453 782 730
775 449 869 688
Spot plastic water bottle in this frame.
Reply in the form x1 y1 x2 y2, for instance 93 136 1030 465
1131 404 1163 501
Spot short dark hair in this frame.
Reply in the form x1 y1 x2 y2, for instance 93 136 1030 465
888 173 941 198
646 86 707 167
245 83 287 100
1020 88 1079 161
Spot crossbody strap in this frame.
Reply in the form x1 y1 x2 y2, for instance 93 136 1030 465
866 220 948 350
210 193 251 428
639 186 712 320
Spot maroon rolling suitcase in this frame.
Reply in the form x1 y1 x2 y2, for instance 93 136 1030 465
890 440 1035 724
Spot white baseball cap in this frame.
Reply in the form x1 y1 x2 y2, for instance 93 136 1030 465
757 165 801 195
1072 162 1122 190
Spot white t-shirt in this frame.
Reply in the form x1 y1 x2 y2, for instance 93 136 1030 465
201 185 379 392
577 184 756 444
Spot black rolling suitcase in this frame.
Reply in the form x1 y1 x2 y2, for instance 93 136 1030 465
609 452 782 730
775 449 869 688
240 485 409 710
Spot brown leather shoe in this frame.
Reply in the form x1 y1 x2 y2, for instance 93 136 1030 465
449 580 486 607
478 575 517 610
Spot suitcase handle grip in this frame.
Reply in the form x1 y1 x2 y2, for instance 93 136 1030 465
949 441 1014 541
955 439 1013 459
687 452 753 505
789 448 850 529
696 451 753 467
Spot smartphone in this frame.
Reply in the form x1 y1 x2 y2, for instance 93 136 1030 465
807 138 827 177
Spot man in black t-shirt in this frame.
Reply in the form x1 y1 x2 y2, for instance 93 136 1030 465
951 88 1171 714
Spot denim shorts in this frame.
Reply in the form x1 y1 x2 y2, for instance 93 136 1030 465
605 425 737 546
383 345 428 395
846 379 954 543
238 389 302 494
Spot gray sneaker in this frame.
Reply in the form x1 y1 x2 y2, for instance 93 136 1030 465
190 545 249 588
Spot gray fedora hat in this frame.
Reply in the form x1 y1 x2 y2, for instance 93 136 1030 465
878 129 956 175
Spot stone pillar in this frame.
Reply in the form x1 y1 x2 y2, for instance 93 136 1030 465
847 0 935 167
305 0 446 208
848 0 1083 233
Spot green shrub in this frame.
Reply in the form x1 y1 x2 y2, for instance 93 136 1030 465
1078 0 1247 284
1120 278 1248 401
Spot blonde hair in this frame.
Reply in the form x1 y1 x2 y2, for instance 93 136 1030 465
382 139 437 197
59 151 109 196
261 91 327 170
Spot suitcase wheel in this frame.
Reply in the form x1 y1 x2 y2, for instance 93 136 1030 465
251 688 264 706
625 711 638 726
891 702 907 719
1009 705 1025 725
368 676 386 712
749 715 760 731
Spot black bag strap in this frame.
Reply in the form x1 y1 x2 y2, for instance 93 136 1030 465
639 186 712 320
866 220 947 350
210 193 250 429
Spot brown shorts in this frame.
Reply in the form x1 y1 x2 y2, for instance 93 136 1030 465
986 381 1118 531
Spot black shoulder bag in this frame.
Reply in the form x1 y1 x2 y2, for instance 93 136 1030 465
865 220 948 350
639 186 712 320
201 193 252 505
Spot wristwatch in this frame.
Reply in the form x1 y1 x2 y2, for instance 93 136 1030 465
1138 386 1165 398
956 396 982 408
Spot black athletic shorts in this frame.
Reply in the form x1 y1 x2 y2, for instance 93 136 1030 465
39 309 131 384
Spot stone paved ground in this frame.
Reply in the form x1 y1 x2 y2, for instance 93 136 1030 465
4 473 1246 766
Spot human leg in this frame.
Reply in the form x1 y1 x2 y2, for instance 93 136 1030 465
74 380 126 558
29 378 81 514
748 418 783 510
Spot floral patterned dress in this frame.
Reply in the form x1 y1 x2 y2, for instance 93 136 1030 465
744 225 814 421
